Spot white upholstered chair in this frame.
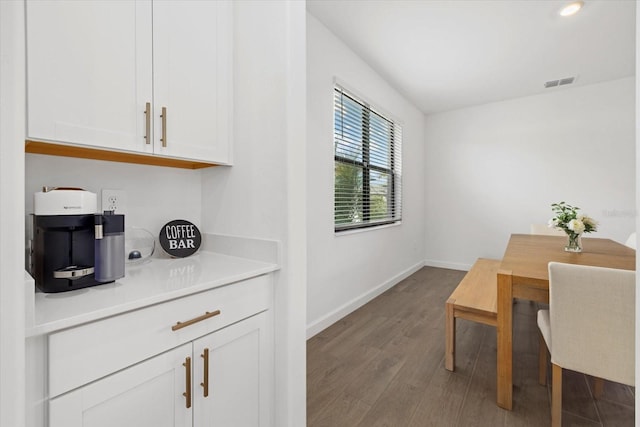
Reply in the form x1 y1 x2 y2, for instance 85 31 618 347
537 263 635 427
625 232 636 249
530 223 565 236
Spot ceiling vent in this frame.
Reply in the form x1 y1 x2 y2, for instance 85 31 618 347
544 76 576 88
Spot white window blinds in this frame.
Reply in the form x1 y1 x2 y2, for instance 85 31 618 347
334 85 402 231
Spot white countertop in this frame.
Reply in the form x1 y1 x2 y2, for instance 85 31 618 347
26 250 278 336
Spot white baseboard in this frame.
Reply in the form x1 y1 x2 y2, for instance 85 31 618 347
424 259 471 272
306 261 425 339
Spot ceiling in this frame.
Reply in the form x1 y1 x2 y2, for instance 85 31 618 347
306 0 636 115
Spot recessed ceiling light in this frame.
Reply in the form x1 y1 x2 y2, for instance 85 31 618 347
559 1 584 17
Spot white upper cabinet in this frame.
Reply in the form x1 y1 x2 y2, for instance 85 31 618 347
26 1 153 153
26 0 232 165
153 1 232 164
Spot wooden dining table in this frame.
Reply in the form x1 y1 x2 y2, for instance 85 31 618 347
496 234 636 410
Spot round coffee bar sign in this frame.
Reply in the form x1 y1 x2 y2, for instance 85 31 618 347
159 220 202 258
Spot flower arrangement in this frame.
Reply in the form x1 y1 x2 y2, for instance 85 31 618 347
548 202 598 252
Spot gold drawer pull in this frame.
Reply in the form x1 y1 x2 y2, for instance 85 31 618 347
160 106 167 147
200 348 209 397
183 356 191 409
144 102 151 144
172 310 221 331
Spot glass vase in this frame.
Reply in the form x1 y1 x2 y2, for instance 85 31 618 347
565 233 582 253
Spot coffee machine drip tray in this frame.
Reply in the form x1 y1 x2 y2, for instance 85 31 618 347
53 266 95 280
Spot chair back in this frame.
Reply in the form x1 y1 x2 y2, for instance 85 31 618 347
548 262 635 386
625 232 636 249
530 224 565 236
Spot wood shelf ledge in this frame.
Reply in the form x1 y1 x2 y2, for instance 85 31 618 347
25 140 220 170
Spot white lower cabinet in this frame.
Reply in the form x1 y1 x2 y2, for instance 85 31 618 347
49 343 192 427
193 312 273 426
49 311 272 427
42 275 274 427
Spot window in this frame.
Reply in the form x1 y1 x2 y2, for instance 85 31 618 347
334 85 402 232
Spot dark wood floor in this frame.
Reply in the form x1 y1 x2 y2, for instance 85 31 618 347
307 266 635 426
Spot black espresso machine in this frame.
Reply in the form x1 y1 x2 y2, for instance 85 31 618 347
30 187 125 293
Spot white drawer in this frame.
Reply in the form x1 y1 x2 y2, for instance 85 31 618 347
48 274 272 397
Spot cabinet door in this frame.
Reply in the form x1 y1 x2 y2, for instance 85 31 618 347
193 312 274 427
26 0 153 152
153 0 233 164
49 344 192 427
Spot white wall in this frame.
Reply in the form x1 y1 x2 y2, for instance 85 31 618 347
306 14 426 337
635 4 639 422
0 2 26 425
201 2 307 426
25 154 202 253
424 77 636 269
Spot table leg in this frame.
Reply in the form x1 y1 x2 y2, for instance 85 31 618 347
445 299 455 371
497 271 513 410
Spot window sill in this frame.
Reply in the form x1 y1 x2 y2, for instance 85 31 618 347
334 221 401 237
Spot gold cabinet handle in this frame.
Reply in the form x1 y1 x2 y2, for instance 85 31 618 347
144 102 151 144
160 106 167 147
200 348 209 398
172 310 221 331
182 356 192 409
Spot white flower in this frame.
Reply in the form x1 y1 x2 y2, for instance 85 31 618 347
567 219 585 234
550 202 598 236
579 214 598 231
